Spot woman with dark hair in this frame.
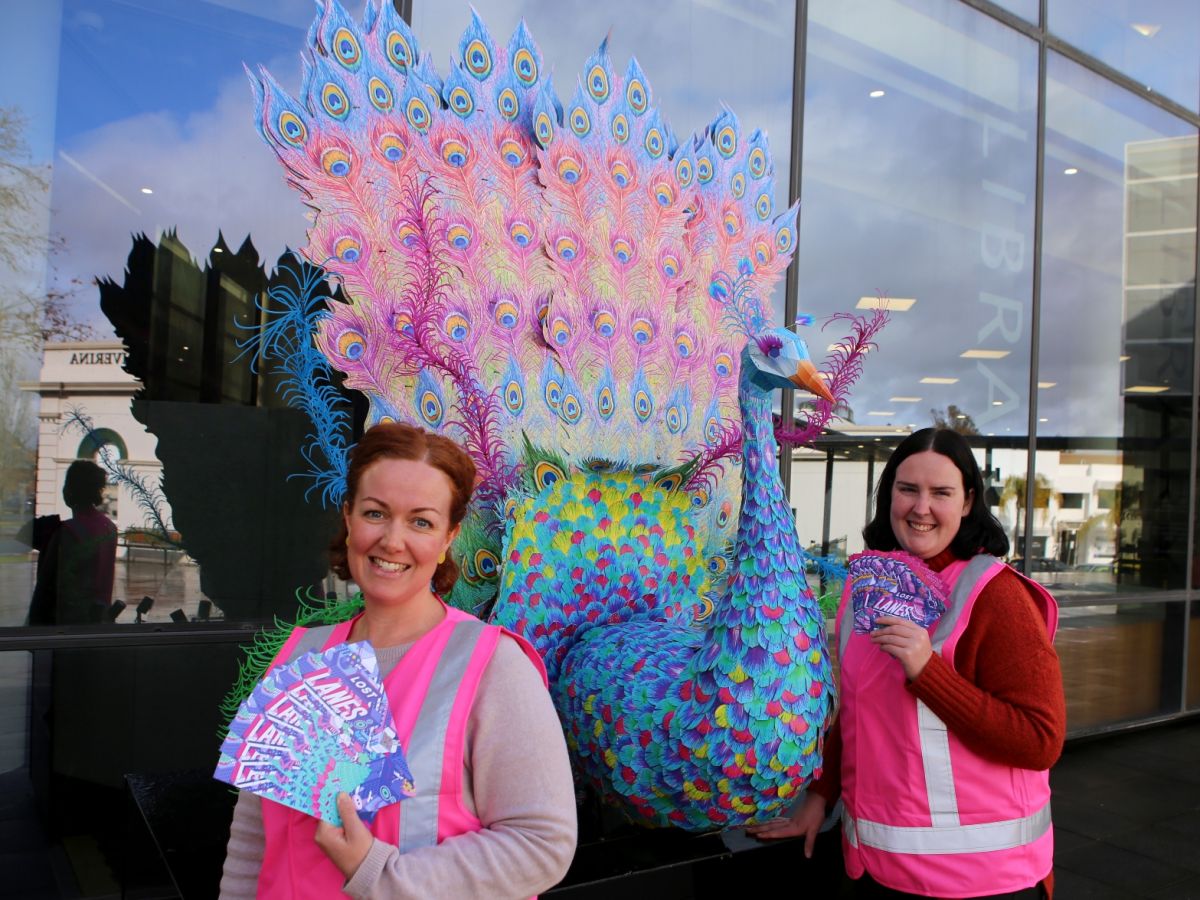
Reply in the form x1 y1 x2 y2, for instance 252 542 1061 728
220 423 576 899
750 428 1065 899
29 459 117 625
861 427 1010 560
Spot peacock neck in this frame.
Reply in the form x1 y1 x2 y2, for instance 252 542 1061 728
709 366 811 630
738 371 780 480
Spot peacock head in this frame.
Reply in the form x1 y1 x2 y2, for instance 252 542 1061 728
744 328 835 402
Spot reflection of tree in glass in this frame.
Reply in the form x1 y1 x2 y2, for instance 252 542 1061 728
0 358 36 517
0 106 92 350
1 107 94 520
1000 473 1059 558
930 404 979 434
1075 499 1120 565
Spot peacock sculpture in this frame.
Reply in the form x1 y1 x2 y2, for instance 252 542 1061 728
244 0 887 830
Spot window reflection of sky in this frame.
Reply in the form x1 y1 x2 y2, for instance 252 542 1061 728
3 0 317 337
797 0 1037 437
53 1 302 145
6 0 796 338
990 0 1038 24
1049 0 1200 113
2 0 1194 446
796 0 1196 442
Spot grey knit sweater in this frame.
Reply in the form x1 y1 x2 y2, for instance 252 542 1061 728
219 635 578 899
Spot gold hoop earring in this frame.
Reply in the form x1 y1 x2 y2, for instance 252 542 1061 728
438 551 446 565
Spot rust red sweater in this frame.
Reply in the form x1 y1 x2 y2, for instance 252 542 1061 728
810 549 1066 897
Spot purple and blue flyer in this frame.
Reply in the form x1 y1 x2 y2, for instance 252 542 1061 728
848 551 948 635
216 641 415 826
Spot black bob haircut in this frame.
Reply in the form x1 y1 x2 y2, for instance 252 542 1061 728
62 459 107 511
863 427 1009 559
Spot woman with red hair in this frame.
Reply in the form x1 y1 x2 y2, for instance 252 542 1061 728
220 423 576 899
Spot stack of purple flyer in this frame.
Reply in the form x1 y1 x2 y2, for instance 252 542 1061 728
216 641 415 826
847 551 948 635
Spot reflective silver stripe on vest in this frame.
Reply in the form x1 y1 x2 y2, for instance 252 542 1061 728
284 624 340 663
919 555 994 827
398 618 487 854
843 802 1052 854
929 554 997 652
838 601 852 662
917 699 959 827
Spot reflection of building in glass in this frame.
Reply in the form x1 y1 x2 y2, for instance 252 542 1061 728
1123 135 1197 401
990 449 1122 569
19 341 169 544
93 231 345 622
792 437 1124 573
1122 135 1197 588
1043 451 1121 565
99 231 279 406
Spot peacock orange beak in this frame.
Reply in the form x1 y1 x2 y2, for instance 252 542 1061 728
790 358 834 402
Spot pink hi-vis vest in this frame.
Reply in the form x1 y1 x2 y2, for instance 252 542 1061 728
256 604 547 899
836 555 1059 898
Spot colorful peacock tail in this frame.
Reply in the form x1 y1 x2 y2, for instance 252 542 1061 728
249 1 802 556
252 0 881 830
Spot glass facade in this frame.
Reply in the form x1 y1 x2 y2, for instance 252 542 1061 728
1 0 1198 894
1040 52 1197 597
1048 0 1200 112
799 0 1038 439
785 0 1197 739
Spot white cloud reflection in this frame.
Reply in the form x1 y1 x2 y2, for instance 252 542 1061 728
49 61 308 331
47 0 796 335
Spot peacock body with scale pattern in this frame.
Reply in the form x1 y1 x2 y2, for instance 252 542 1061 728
246 0 886 829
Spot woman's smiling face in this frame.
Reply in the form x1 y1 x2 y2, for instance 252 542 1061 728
342 457 459 607
889 450 972 560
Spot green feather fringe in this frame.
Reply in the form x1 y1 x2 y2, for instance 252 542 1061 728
216 587 366 741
